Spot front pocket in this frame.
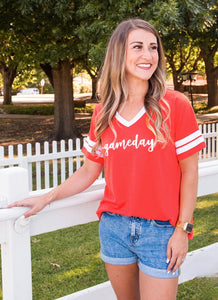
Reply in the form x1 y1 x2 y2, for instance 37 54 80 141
151 220 173 228
105 211 117 216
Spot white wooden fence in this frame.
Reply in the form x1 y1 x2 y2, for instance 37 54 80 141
0 161 218 300
199 122 218 161
0 122 217 195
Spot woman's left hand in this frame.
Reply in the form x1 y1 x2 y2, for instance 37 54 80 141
166 227 188 274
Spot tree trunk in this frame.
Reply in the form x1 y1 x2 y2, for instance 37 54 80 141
206 67 218 108
40 63 54 88
166 55 183 92
202 55 218 108
52 60 81 140
200 46 218 107
0 63 17 105
172 71 183 92
91 75 98 99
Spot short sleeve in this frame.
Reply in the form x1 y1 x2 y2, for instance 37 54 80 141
174 93 206 160
82 104 104 164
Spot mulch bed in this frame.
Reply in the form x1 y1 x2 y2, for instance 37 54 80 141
0 116 91 149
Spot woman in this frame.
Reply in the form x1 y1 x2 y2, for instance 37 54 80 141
7 19 205 299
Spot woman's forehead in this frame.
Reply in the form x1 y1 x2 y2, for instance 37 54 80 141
127 29 157 44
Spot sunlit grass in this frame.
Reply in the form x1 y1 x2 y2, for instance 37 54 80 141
177 277 218 300
193 101 218 114
0 104 94 115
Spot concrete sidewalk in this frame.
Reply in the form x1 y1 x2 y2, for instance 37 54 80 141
196 113 218 124
0 112 91 120
0 112 217 123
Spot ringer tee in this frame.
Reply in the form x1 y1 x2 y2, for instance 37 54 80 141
82 89 206 230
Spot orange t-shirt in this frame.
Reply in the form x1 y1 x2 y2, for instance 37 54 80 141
82 89 206 232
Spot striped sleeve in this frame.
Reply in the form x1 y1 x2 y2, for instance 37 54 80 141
82 104 104 164
174 93 206 160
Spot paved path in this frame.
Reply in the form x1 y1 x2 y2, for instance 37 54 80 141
196 113 218 124
0 111 217 123
0 112 91 120
0 93 91 105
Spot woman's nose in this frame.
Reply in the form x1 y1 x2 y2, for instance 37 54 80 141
141 48 152 59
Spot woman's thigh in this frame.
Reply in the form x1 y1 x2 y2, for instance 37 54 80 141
139 270 179 300
105 262 140 300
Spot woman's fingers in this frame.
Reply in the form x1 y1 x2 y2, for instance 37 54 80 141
167 255 186 274
5 196 46 218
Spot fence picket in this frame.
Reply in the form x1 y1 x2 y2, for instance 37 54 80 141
68 139 73 177
44 142 50 189
0 146 4 169
76 138 82 170
216 123 218 159
8 145 14 167
52 141 58 188
27 143 33 191
35 143 41 190
60 140 66 183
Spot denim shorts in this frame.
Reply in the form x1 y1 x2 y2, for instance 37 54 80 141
99 212 180 279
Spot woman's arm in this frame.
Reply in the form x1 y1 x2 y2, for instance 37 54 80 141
6 158 103 218
166 152 199 274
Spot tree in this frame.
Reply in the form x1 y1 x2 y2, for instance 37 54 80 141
147 0 208 91
191 1 218 107
0 29 20 104
0 0 84 139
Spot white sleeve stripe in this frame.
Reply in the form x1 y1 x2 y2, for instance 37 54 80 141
83 139 93 153
83 137 103 158
86 136 96 147
176 136 205 155
175 130 201 148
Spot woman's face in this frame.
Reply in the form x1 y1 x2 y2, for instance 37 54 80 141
125 29 159 84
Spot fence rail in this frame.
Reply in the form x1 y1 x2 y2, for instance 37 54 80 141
0 122 217 193
0 162 218 300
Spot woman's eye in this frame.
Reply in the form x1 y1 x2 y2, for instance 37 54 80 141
133 45 142 49
151 46 158 50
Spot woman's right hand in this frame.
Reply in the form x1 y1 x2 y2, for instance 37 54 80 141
5 191 54 218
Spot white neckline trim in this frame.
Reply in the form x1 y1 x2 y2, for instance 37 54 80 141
115 107 146 127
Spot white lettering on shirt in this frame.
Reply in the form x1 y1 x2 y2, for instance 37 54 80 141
103 134 154 156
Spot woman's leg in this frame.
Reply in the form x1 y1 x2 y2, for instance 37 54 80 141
105 262 140 300
139 270 178 300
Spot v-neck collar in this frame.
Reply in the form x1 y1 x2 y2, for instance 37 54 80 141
115 106 146 127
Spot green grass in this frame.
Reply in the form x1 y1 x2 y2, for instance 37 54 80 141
1 101 218 116
0 104 95 115
193 101 218 114
0 194 217 299
30 222 107 299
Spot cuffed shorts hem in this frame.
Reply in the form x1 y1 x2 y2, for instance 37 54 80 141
100 251 137 265
101 251 180 279
138 261 180 279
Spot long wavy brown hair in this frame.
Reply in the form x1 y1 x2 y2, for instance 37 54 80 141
94 18 170 151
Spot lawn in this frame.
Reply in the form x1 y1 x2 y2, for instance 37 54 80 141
0 193 217 300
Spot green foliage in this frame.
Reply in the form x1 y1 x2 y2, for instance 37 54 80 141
0 0 217 99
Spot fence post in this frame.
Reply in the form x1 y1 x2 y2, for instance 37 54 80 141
0 167 32 300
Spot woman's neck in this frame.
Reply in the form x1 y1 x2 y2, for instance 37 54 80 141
126 78 149 103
